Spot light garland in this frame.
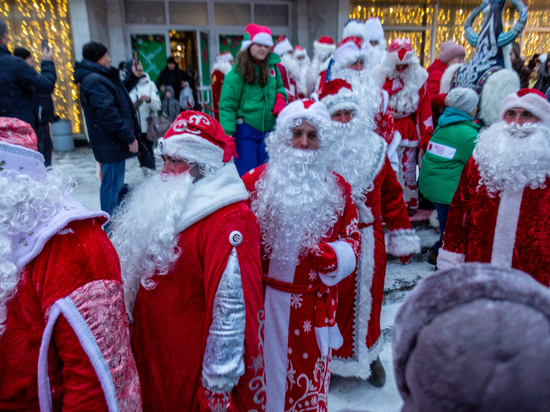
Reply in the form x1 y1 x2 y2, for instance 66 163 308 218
3 0 81 134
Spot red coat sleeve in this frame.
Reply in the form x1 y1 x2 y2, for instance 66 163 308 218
418 84 434 151
379 157 412 232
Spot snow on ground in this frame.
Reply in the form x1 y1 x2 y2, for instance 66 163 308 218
53 147 437 412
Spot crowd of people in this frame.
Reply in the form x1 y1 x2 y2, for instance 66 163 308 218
1 9 550 412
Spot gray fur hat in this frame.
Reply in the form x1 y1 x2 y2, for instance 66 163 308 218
393 263 550 412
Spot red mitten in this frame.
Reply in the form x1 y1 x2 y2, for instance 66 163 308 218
198 385 235 412
272 93 286 116
311 243 338 274
400 255 412 264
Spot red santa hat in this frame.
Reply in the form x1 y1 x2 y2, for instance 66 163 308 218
313 35 336 55
277 98 331 126
365 18 385 43
500 88 550 128
293 45 307 59
318 79 360 115
0 117 46 180
215 51 233 63
157 111 237 166
273 35 293 56
333 36 366 71
241 24 274 51
386 38 418 65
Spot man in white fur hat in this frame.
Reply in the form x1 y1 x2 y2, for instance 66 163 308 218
307 35 337 94
293 45 310 98
438 89 550 286
211 51 234 121
364 18 387 68
273 35 300 103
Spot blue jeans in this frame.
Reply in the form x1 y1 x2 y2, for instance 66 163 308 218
234 122 269 176
432 202 450 254
100 160 126 222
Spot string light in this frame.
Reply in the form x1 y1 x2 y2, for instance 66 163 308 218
3 0 81 133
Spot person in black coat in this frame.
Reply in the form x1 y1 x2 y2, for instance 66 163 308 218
0 18 56 130
74 41 140 222
155 56 191 101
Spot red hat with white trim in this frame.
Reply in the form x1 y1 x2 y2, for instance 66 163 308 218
273 35 293 56
241 24 273 51
0 117 38 151
293 45 307 59
216 51 233 63
333 36 366 71
313 35 336 55
277 98 331 126
318 79 360 115
500 88 550 128
386 38 418 65
157 111 237 166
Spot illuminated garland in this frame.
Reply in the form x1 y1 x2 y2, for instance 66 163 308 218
2 0 82 133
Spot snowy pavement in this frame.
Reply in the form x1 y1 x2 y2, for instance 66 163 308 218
52 147 438 412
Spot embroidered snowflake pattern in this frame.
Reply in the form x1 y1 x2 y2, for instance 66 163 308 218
294 329 300 336
290 293 303 309
424 115 433 129
287 361 296 390
303 352 309 359
346 217 360 238
248 354 264 374
288 347 293 355
303 319 312 333
308 269 319 282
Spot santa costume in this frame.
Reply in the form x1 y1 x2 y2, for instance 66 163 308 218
438 89 550 286
241 99 361 411
273 35 300 103
319 81 420 383
112 111 266 411
329 36 400 172
372 38 433 209
0 117 141 410
307 36 336 94
364 18 387 68
293 46 310 98
211 51 234 121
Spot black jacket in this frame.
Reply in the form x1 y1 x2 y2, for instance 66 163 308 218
156 66 191 100
74 59 140 163
0 45 56 129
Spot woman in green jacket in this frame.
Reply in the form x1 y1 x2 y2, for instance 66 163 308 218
219 24 287 176
419 88 480 264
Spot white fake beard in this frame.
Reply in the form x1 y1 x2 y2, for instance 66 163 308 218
110 172 194 315
331 117 384 201
281 53 302 83
252 129 344 266
332 67 382 120
368 43 386 68
474 121 550 196
212 60 233 75
0 169 73 336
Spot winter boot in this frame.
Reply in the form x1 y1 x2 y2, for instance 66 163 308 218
367 357 386 387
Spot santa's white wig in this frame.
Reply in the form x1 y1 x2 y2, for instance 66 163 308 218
474 121 550 196
0 168 73 336
251 102 345 264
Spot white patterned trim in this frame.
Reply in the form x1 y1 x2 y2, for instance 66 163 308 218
387 229 421 256
319 240 356 286
437 248 465 270
491 189 523 267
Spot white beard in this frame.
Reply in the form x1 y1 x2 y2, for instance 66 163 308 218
212 60 233 76
331 67 381 122
252 127 345 266
368 43 387 68
331 117 385 201
297 56 312 97
110 172 194 316
281 53 302 83
0 169 72 336
381 60 423 117
474 121 550 196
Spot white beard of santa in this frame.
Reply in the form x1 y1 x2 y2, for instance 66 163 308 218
281 52 302 83
380 59 424 117
368 42 387 68
0 169 73 335
331 66 382 120
211 60 233 76
474 121 550 196
110 171 194 315
251 118 345 266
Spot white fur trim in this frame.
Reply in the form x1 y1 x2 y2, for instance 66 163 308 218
277 100 331 124
315 324 344 357
320 88 361 115
480 69 520 126
387 131 401 173
158 133 224 168
439 63 463 94
429 209 440 229
387 229 421 256
343 21 367 41
332 48 369 74
370 64 386 87
216 52 233 63
499 86 550 128
273 38 293 57
381 89 389 114
491 189 523 267
319 240 356 286
437 248 466 270
386 51 419 66
314 40 336 55
241 32 273 51
212 61 233 76
365 18 384 42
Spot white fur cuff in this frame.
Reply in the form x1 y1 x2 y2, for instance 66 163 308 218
387 229 421 256
437 248 466 270
319 241 356 286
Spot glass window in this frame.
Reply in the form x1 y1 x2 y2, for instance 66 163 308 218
124 1 166 25
255 4 289 27
169 2 208 25
215 3 251 26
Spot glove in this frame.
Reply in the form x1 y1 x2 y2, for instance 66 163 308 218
311 243 338 274
272 93 286 116
198 385 235 412
400 255 412 264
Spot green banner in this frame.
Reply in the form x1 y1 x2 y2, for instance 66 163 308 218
131 34 167 83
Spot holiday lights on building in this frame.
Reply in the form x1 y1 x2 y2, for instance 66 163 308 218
2 0 81 134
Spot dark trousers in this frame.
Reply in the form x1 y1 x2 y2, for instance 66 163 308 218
100 160 126 230
138 133 156 170
234 122 269 176
432 201 450 254
37 123 53 167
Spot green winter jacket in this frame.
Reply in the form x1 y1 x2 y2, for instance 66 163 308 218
419 107 481 205
218 53 286 135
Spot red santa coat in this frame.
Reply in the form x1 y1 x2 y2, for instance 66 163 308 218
332 156 418 377
242 164 361 412
277 63 298 103
211 69 226 121
0 218 141 411
439 158 550 286
132 201 266 412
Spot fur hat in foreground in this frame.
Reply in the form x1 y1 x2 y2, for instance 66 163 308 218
500 88 550 128
318 79 360 115
393 263 550 412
